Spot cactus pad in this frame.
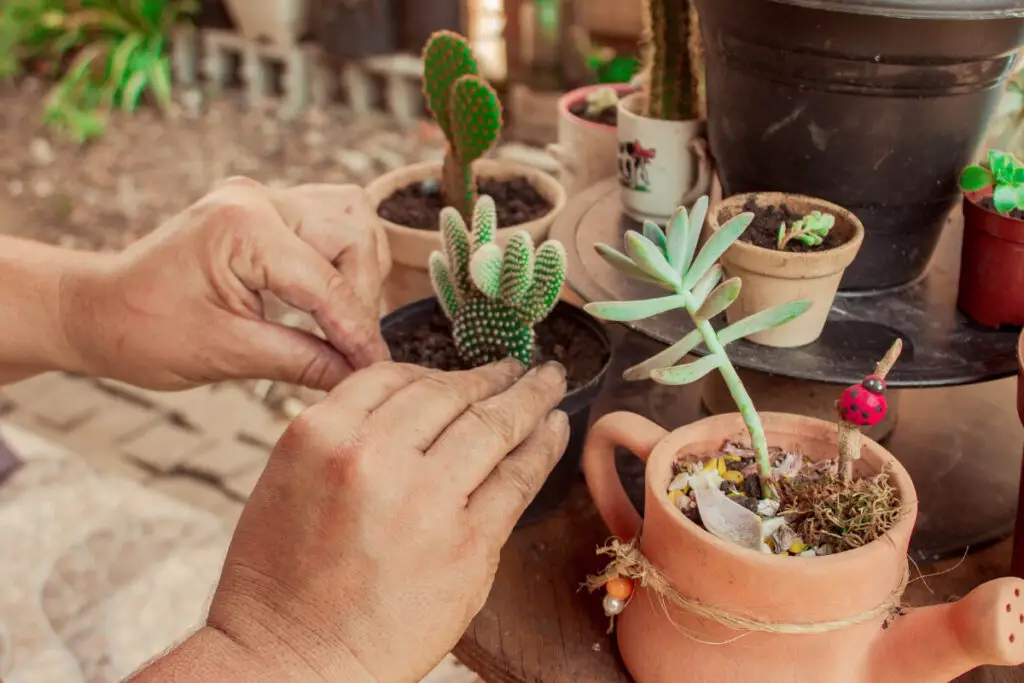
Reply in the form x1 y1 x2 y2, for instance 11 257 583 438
422 30 477 141
450 75 503 162
429 195 566 367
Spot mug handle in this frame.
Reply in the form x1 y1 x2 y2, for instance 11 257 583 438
546 143 576 173
582 412 669 540
678 136 714 207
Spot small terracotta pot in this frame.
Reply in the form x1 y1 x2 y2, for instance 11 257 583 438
707 192 864 347
616 92 713 224
547 83 633 197
365 159 567 312
223 0 308 47
583 411 1024 683
958 190 1024 328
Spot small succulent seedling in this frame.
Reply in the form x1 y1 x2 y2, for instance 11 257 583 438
584 196 811 497
422 31 503 222
960 149 1024 215
584 86 619 117
430 195 566 367
776 210 835 250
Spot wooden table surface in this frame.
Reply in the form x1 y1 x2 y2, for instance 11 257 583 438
453 329 1024 683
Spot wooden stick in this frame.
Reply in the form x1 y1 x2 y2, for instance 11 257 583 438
838 339 903 483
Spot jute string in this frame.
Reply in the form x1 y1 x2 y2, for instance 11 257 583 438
584 536 909 641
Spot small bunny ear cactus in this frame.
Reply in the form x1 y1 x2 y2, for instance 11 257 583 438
430 195 566 367
584 196 811 498
422 31 503 222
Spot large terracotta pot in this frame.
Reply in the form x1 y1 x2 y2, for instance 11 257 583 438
958 190 1024 328
583 410 1024 683
223 0 309 47
707 192 864 348
365 159 567 312
547 83 633 197
616 92 712 224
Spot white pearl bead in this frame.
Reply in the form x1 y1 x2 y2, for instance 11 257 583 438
603 594 626 616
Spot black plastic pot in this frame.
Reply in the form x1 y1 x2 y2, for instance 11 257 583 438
398 0 462 54
312 0 398 61
693 0 1024 292
380 298 613 527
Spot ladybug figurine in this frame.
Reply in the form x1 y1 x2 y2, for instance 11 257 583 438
839 374 888 427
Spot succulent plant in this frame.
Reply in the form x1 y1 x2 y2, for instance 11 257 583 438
776 210 835 250
422 30 503 222
960 149 1024 215
429 195 566 367
642 0 700 121
584 196 811 497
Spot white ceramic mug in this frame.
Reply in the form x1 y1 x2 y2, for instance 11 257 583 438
617 92 713 224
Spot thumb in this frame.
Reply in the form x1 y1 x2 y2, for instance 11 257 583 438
230 318 355 391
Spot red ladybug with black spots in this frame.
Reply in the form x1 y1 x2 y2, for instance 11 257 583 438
839 375 887 427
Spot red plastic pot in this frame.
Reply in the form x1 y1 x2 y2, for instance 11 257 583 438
958 190 1024 328
1014 330 1024 579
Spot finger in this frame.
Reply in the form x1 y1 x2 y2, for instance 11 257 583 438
226 318 355 391
230 219 391 369
467 410 570 542
307 362 435 437
368 358 526 452
267 184 388 311
426 362 567 493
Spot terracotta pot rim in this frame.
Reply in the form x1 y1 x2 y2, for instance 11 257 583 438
618 91 703 126
559 83 634 131
366 159 568 237
645 412 917 569
709 192 865 277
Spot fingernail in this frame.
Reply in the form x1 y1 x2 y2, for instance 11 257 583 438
541 360 567 381
547 409 569 430
497 357 527 375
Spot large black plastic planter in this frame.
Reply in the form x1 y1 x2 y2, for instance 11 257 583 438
693 0 1024 292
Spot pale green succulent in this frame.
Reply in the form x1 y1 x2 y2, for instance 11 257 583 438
430 195 566 367
584 196 811 497
777 210 835 250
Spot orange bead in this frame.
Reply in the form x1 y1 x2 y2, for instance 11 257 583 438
606 577 634 600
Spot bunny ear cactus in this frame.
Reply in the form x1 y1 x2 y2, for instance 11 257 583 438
430 195 566 367
584 196 812 497
422 30 503 222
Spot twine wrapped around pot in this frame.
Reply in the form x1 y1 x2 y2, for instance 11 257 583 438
584 537 909 641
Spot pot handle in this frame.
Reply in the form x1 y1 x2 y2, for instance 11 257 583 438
546 143 576 173
582 411 668 540
678 136 714 207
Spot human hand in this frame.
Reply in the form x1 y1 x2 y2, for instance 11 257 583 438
61 177 391 390
206 359 570 682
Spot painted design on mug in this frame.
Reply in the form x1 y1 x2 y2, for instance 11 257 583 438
618 140 656 193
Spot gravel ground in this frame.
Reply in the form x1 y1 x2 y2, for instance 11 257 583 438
0 78 446 250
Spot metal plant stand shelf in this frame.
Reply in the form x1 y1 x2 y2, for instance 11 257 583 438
550 179 1023 563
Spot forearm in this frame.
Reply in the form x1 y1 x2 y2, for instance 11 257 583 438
129 625 376 683
0 236 107 385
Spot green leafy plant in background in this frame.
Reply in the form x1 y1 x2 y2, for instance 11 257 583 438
429 195 566 367
2 0 196 142
776 210 835 250
960 149 1024 215
422 30 503 222
584 196 811 498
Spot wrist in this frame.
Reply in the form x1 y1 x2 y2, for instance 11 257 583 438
127 626 294 683
55 247 121 378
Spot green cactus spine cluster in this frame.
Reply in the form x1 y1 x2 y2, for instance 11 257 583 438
429 195 566 367
643 0 700 121
422 30 503 221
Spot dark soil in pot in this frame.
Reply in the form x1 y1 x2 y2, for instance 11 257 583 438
568 100 617 127
377 177 552 230
381 298 613 527
739 198 846 253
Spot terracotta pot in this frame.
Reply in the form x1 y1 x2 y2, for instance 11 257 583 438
616 92 713 224
583 410 1024 683
365 159 568 312
546 83 633 197
958 190 1024 328
707 192 865 348
223 0 309 47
